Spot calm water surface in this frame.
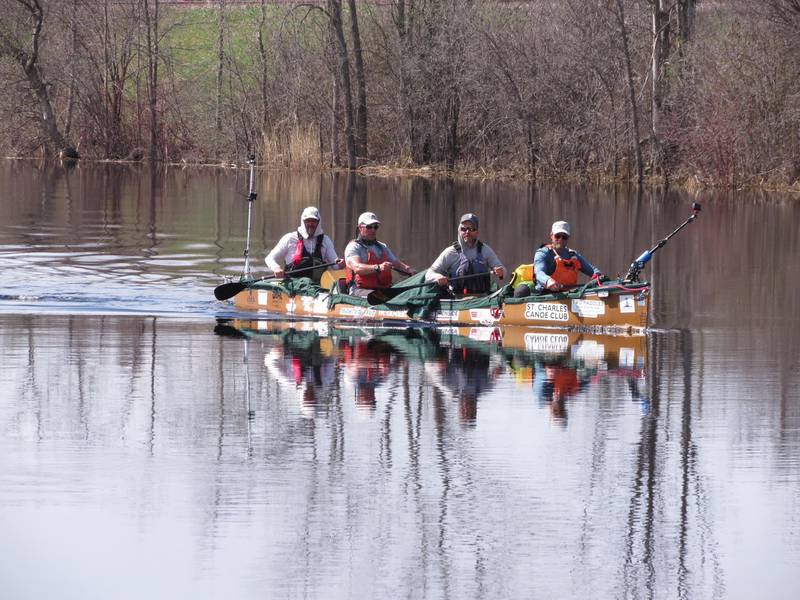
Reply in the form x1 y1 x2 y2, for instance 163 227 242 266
0 162 799 599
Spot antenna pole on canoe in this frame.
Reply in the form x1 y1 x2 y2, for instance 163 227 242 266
242 154 257 279
624 202 701 282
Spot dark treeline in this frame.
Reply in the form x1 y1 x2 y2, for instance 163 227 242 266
1 0 799 187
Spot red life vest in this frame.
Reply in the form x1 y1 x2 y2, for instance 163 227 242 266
289 233 324 269
548 244 579 286
346 240 393 289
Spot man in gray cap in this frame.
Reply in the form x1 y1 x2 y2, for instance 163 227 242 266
344 211 416 297
265 206 343 284
425 213 506 296
530 220 602 293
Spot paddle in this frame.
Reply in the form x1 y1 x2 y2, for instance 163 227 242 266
624 202 701 282
366 272 495 306
214 261 339 301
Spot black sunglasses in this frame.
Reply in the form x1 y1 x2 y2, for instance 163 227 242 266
553 233 569 240
363 224 380 230
459 226 477 232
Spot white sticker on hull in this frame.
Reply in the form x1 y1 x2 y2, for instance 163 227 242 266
337 306 385 320
524 302 569 321
571 299 605 318
524 332 570 353
469 308 501 325
381 310 414 320
339 306 365 317
619 294 635 314
436 310 461 322
257 290 269 306
300 294 328 315
310 293 330 314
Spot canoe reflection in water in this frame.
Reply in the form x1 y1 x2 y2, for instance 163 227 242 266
262 326 339 417
502 328 649 426
341 336 395 410
422 328 503 423
215 320 647 424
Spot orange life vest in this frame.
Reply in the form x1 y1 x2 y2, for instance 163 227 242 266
546 365 580 399
548 245 579 286
346 240 393 289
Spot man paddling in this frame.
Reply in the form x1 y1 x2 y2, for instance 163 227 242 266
425 213 506 296
265 206 343 284
525 220 602 295
344 211 416 297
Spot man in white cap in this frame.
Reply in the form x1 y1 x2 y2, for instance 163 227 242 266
343 211 416 297
425 213 505 296
265 206 343 284
531 220 602 293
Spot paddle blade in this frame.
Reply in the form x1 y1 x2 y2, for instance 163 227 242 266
213 323 246 338
214 281 248 301
366 289 389 305
366 287 410 305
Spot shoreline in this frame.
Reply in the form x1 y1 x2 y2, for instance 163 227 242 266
4 155 799 194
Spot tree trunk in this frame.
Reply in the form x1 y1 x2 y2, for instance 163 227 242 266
347 0 368 161
331 72 342 167
103 0 112 156
65 0 79 142
327 0 356 169
612 0 643 185
651 0 670 176
677 0 696 46
257 0 270 140
0 0 78 158
215 0 226 160
143 0 160 163
444 90 459 170
392 0 422 163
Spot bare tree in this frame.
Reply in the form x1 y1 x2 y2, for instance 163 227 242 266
478 9 540 178
256 0 270 139
64 0 79 141
142 0 160 162
347 0 368 161
609 0 644 185
0 0 78 158
327 0 356 169
215 0 226 159
677 0 697 47
650 0 670 177
391 0 426 164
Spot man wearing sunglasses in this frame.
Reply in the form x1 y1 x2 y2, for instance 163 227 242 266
425 213 506 296
530 221 602 293
344 211 416 297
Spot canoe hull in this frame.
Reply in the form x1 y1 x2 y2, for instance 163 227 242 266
232 283 650 333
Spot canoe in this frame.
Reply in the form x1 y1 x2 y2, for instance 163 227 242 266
227 273 650 333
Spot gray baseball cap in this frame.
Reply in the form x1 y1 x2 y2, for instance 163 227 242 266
460 213 479 228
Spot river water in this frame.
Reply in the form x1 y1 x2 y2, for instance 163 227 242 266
0 161 798 600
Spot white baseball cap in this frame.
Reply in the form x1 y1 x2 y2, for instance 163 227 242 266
301 206 321 221
551 221 571 236
358 211 381 226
